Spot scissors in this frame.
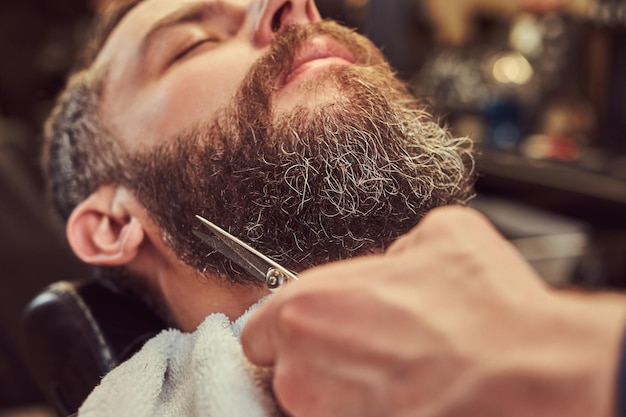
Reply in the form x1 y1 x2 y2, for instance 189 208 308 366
193 215 299 291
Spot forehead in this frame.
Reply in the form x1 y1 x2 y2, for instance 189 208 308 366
94 0 252 70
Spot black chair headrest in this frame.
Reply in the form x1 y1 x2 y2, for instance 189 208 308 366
22 279 167 416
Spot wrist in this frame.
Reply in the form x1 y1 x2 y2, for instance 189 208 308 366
464 291 626 417
557 292 626 417
518 291 626 417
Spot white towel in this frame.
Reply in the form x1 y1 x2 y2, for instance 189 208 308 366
78 299 284 417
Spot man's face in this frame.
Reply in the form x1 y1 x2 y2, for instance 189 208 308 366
93 0 475 284
95 0 352 148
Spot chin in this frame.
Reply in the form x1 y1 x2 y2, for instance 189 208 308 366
273 72 347 116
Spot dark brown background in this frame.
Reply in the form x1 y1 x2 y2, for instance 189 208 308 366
1 0 625 412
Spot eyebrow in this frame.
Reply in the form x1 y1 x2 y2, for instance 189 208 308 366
140 1 228 58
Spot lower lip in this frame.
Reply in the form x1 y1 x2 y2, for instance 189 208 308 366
284 57 353 86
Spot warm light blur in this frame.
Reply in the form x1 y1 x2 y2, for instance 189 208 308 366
509 13 544 58
491 52 534 85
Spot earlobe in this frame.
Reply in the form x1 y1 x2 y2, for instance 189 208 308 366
67 187 145 266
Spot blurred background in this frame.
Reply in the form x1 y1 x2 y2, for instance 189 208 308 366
1 0 625 415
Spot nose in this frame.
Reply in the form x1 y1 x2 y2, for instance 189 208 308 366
253 0 322 47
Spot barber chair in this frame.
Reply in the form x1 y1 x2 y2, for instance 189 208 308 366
22 279 167 417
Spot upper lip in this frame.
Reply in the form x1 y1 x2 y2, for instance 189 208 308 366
278 37 356 88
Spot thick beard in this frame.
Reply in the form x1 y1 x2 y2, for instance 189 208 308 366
122 22 476 284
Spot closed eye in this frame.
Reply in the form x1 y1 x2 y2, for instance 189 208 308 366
171 38 219 64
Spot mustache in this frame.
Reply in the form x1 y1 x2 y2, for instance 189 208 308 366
235 20 385 123
256 20 382 84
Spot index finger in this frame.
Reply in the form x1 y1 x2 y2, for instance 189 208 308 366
387 206 503 256
242 256 376 366
241 287 287 366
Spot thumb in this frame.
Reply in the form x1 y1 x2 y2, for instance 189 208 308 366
241 298 280 366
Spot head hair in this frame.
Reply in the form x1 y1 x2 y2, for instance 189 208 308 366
78 0 148 72
40 0 176 320
43 0 146 222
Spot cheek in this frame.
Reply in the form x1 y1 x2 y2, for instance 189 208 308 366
114 47 258 146
155 53 254 135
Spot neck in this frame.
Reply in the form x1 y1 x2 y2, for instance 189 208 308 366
134 223 270 332
158 264 270 332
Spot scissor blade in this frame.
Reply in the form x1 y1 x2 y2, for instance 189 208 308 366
195 215 299 283
192 229 267 281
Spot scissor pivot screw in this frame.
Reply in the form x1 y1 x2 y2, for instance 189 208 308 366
266 268 285 291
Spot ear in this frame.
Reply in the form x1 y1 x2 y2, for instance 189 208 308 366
66 186 145 266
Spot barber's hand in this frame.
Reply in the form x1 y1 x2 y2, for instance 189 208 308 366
242 206 626 417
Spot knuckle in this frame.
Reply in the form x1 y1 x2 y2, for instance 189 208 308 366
387 232 413 254
275 292 318 339
422 205 476 229
421 206 495 240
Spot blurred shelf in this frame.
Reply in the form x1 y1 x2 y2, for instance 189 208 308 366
478 150 626 206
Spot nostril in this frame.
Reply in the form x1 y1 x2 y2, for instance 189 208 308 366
271 2 292 32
